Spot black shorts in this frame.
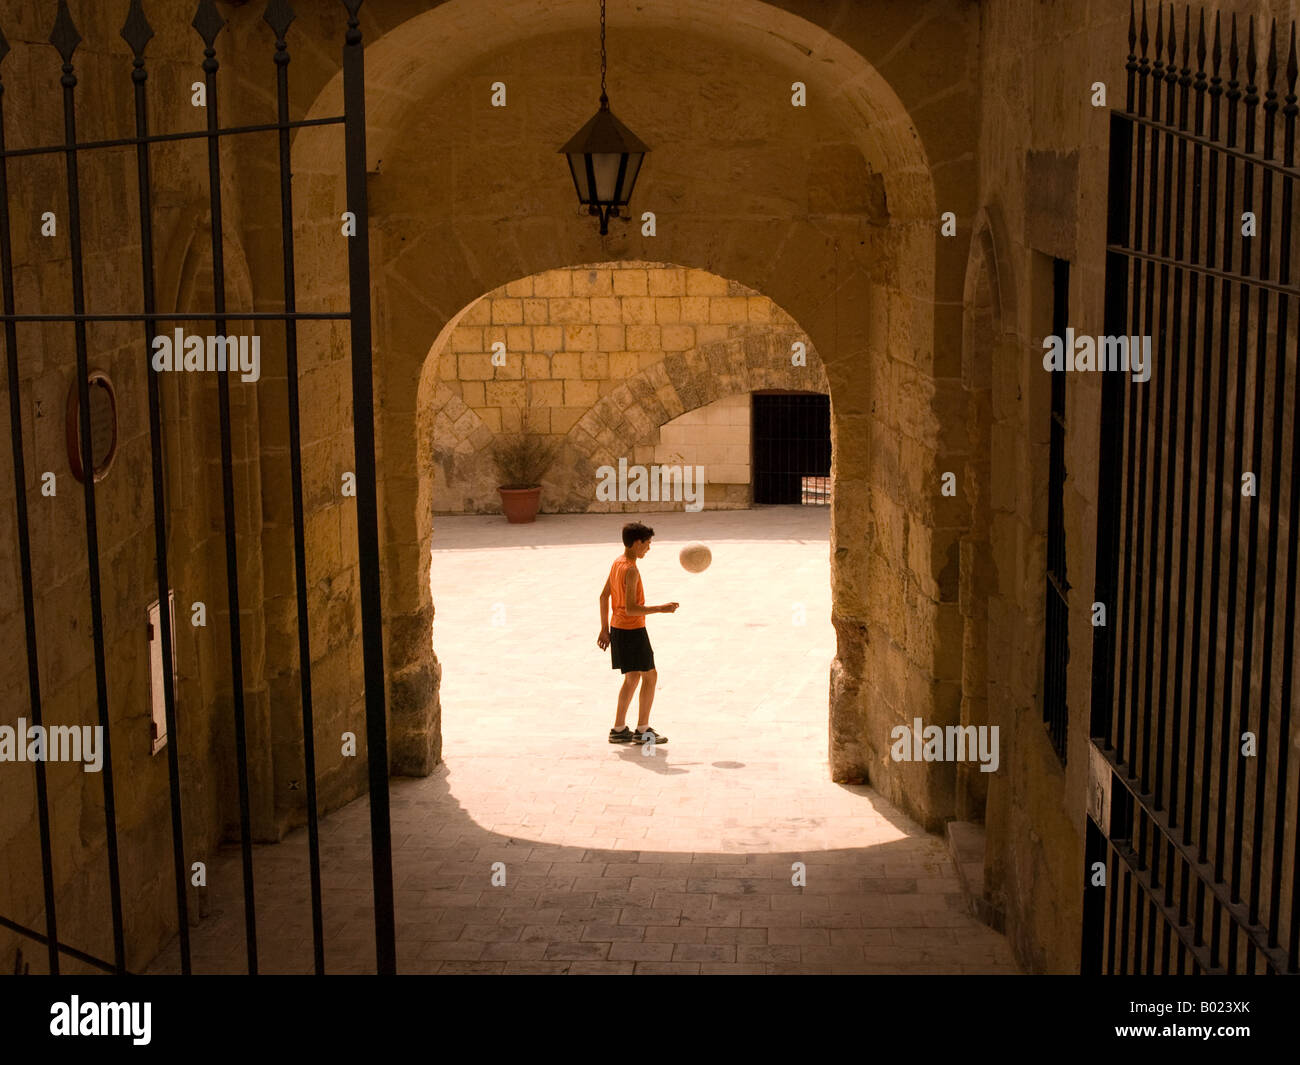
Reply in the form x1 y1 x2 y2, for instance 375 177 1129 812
609 626 655 673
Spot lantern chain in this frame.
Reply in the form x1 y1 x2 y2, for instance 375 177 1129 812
599 0 608 107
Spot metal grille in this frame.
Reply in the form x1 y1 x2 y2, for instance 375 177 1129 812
1084 1 1299 975
800 475 831 505
751 392 831 505
0 0 395 974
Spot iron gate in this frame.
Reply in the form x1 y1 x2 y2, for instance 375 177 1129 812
1084 1 1299 974
751 391 831 504
0 0 395 974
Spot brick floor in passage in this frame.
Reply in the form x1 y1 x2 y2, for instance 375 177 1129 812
148 506 1017 975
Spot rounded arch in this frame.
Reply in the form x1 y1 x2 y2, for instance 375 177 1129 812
954 203 1017 823
417 261 830 516
298 0 945 225
287 0 968 825
556 325 828 509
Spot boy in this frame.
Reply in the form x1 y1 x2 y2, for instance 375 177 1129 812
597 522 679 744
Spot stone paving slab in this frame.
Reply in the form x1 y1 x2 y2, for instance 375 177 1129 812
146 508 1016 975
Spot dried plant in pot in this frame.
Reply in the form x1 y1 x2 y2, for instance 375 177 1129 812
491 433 558 523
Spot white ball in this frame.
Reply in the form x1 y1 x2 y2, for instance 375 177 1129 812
679 542 712 573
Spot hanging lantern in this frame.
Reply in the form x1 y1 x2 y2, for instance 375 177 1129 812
559 0 649 235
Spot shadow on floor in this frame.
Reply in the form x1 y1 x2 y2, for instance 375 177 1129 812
143 759 1017 975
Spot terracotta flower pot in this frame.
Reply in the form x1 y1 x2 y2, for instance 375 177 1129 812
498 485 542 523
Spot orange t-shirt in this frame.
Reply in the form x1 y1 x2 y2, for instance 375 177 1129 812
609 556 646 630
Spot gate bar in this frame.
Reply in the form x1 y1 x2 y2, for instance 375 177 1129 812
53 0 127 973
1124 110 1300 178
1209 20 1247 966
1126 52 1160 776
1224 19 1258 906
1141 13 1177 796
1206 15 1241 909
1112 4 1153 768
1154 10 1192 824
342 0 398 976
0 115 345 161
1088 118 1132 748
1197 11 1230 875
0 26 59 977
268 0 327 975
1272 23 1298 970
0 914 118 974
122 0 191 975
1242 21 1280 930
1099 746 1290 973
1181 13 1215 847
0 311 351 322
1132 1 1171 789
1103 245 1300 298
194 0 258 974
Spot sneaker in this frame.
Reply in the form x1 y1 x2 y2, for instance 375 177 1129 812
633 726 667 745
609 727 636 744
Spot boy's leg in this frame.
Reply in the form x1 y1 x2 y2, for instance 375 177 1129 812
614 671 642 730
634 668 658 730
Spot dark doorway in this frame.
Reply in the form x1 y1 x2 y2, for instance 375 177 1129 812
751 392 831 504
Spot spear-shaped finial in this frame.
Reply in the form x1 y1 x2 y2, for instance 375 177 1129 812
1286 23 1298 115
1154 2 1165 68
1265 18 1278 98
264 0 296 43
1180 6 1191 81
1166 3 1177 71
1245 14 1259 104
120 0 154 60
1228 14 1240 89
1211 11 1223 84
191 0 225 50
49 0 81 65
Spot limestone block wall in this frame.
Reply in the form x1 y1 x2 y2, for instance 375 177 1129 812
964 0 1300 974
17 0 1293 980
0 3 279 973
0 0 374 973
655 392 752 489
427 262 825 514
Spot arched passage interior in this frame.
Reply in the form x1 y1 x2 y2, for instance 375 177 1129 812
283 0 980 831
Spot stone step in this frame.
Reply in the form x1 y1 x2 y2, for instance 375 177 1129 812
945 820 1004 934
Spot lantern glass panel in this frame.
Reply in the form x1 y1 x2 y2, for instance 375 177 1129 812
590 152 624 204
620 153 644 204
565 153 591 202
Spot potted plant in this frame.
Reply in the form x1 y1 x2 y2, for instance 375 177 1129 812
491 433 557 523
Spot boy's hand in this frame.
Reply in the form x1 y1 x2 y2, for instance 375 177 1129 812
661 603 680 614
597 627 610 650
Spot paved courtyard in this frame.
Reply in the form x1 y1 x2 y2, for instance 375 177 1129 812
148 507 1017 974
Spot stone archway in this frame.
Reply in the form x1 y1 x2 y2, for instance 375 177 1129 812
421 262 830 515
955 205 1016 825
285 0 977 822
547 322 827 511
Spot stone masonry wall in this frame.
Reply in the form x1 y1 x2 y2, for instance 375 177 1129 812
426 262 827 515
